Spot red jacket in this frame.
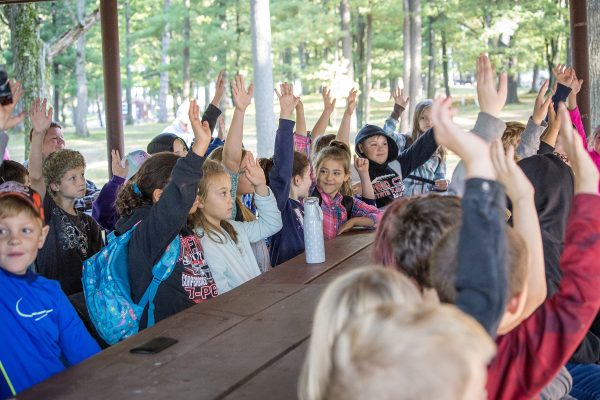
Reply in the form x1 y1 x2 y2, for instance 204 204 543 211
486 194 600 400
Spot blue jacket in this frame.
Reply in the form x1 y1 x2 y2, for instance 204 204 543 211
0 268 99 398
268 119 306 266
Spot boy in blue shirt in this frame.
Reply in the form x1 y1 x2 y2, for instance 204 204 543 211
0 181 99 399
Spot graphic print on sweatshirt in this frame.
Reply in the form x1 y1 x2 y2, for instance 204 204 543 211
372 173 404 200
179 234 218 302
54 207 90 257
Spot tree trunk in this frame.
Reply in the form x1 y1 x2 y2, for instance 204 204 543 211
588 0 600 131
426 16 436 99
529 64 539 94
339 0 354 82
51 3 60 117
250 0 276 157
401 0 411 132
507 75 520 104
157 0 170 123
355 14 366 127
408 0 422 117
364 13 373 123
441 28 450 97
96 95 104 128
74 0 89 137
6 4 47 159
124 0 134 125
182 0 191 99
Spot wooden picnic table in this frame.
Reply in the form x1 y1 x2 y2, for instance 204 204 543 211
19 230 375 400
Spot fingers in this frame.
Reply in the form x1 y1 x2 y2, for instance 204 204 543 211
497 71 508 103
274 87 282 99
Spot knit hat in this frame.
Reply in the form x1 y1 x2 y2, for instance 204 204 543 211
122 150 150 180
354 124 399 164
0 181 45 223
147 133 188 155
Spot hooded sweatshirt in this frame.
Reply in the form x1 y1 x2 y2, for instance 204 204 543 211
354 124 437 207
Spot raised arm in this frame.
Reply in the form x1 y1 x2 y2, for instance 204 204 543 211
353 155 374 201
28 98 53 199
517 80 551 159
92 150 128 231
295 99 307 136
223 75 253 172
336 88 357 146
310 87 336 139
202 71 225 133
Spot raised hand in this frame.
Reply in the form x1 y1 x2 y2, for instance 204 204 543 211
490 141 534 202
353 155 369 176
211 70 226 107
231 75 254 112
29 97 53 136
0 80 25 131
567 69 583 110
189 99 212 156
552 64 575 87
557 102 599 194
111 149 129 179
542 103 561 148
275 82 300 119
430 96 494 179
392 87 410 109
321 87 336 114
532 80 552 125
243 152 268 195
345 88 358 116
217 114 227 140
476 54 507 118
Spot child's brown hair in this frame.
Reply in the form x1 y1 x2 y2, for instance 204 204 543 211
313 141 353 197
0 160 29 185
502 122 526 160
42 149 86 192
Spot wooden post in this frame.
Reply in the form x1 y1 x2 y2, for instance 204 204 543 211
99 0 124 177
569 0 591 136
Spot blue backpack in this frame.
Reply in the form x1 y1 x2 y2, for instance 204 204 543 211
82 225 180 345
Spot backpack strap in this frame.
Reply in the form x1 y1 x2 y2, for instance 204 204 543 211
406 174 436 185
137 234 181 327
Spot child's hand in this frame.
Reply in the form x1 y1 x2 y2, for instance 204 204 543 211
392 87 409 109
0 80 25 131
29 97 53 136
337 218 356 235
490 140 534 202
243 152 268 196
211 70 226 107
542 103 560 147
434 179 449 191
231 75 254 112
557 102 600 194
552 64 575 87
321 87 336 113
476 54 507 117
344 88 358 116
430 96 494 179
217 114 227 140
275 82 300 120
532 80 552 126
567 69 583 110
353 155 369 176
111 149 129 179
189 100 212 156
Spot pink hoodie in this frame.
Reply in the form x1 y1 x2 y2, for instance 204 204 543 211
569 107 600 192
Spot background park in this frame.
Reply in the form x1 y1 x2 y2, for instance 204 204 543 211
0 0 596 185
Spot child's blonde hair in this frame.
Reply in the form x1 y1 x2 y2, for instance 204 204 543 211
298 266 424 400
312 141 353 197
325 303 496 400
190 160 239 244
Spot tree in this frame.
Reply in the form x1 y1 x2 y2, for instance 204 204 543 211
157 0 170 123
250 0 275 157
588 0 600 130
74 0 89 137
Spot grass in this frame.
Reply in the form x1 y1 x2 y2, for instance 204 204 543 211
6 88 536 186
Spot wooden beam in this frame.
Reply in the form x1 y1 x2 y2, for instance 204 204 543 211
570 0 591 136
100 0 124 177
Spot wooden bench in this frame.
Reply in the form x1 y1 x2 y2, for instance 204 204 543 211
19 230 375 400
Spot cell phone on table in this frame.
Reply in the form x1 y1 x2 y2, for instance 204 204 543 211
130 337 178 354
0 69 12 106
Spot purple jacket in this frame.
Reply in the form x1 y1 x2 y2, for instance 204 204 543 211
92 175 125 231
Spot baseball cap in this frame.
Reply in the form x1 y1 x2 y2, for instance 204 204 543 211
0 181 45 223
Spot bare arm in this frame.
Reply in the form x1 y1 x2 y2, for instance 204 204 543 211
28 98 53 199
295 100 307 136
223 75 253 172
310 87 336 139
354 155 374 201
336 88 357 146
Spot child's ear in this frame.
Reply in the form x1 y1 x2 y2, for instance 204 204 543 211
50 182 60 193
38 225 50 249
196 197 206 209
152 188 163 203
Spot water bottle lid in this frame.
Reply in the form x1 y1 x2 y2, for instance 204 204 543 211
303 197 319 206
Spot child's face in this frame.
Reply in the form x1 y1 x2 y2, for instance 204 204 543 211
200 173 233 222
42 127 66 158
361 135 389 165
52 167 86 199
294 167 312 199
173 139 188 157
317 159 349 197
418 107 433 133
0 212 48 275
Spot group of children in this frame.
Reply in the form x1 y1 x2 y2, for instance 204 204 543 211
0 51 599 399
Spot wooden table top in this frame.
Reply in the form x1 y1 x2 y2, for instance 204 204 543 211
19 230 375 400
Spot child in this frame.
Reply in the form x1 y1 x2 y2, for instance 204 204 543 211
0 182 99 398
147 133 189 157
113 100 218 329
299 267 424 400
28 100 102 297
192 156 282 293
430 101 600 400
326 303 496 400
0 160 29 186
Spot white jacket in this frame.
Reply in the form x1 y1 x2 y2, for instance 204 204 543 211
197 189 283 294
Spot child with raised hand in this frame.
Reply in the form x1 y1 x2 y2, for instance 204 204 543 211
0 182 99 398
192 153 282 294
113 100 218 329
294 87 336 157
27 98 102 297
